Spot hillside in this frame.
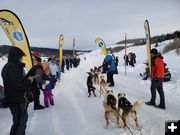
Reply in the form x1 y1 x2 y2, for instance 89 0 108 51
0 45 91 56
116 30 180 46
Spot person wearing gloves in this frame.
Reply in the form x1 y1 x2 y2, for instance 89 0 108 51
25 56 45 110
103 54 116 87
145 48 166 109
1 47 33 135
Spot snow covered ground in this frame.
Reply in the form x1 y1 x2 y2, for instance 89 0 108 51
0 42 180 135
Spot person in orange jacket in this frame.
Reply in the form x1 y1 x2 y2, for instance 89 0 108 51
41 60 49 72
145 48 166 109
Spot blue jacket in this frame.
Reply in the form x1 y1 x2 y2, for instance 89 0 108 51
104 54 116 73
45 76 56 90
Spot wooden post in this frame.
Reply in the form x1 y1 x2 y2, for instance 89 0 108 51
125 33 127 75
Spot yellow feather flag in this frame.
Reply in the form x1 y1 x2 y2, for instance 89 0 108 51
95 38 107 56
0 10 33 71
59 34 64 65
144 20 151 74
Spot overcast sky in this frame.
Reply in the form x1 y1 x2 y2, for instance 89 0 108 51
0 0 180 50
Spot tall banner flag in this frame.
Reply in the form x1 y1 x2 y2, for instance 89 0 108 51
59 34 64 65
73 38 75 58
0 10 33 71
144 20 151 74
124 33 127 75
95 38 107 56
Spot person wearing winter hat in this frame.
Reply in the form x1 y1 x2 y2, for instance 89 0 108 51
145 48 166 109
1 47 34 135
103 54 116 87
150 48 158 55
26 56 46 110
34 56 42 63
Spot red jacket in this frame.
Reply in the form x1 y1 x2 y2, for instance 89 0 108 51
151 57 164 79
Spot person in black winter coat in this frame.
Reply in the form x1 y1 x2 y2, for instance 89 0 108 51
61 58 65 73
86 73 96 97
128 52 136 67
69 57 73 68
1 47 33 135
25 56 45 110
65 58 70 70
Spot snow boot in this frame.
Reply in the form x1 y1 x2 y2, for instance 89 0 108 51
145 101 155 106
154 104 166 109
34 105 45 110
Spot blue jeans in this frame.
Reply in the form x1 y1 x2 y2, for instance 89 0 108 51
150 78 165 107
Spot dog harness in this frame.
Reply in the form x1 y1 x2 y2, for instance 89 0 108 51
118 97 132 111
107 95 117 109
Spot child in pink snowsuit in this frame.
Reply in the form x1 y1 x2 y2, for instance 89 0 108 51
43 76 56 107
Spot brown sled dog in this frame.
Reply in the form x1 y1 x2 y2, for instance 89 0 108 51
103 90 120 128
91 67 101 85
99 75 108 97
117 93 143 128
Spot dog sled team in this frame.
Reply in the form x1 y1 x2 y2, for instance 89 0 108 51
86 48 168 132
86 67 143 130
86 52 119 97
103 90 143 129
85 52 143 131
86 67 108 97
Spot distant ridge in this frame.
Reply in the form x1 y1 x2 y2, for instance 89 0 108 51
116 30 180 46
0 45 91 56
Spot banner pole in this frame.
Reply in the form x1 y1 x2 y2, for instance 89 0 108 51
125 33 127 75
73 38 75 58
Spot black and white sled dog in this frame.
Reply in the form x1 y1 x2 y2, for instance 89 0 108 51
86 72 96 97
117 93 143 128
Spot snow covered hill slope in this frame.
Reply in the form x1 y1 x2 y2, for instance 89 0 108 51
0 43 180 135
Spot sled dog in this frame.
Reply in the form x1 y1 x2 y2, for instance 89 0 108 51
103 90 120 128
117 93 143 128
99 75 108 97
